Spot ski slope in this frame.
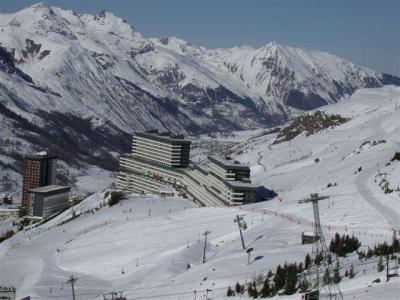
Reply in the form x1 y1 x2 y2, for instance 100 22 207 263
237 85 400 234
0 192 398 299
0 86 399 299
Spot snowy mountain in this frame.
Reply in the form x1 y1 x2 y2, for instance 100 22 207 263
0 3 399 195
0 86 399 299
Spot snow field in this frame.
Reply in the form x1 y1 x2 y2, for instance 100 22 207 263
0 87 399 299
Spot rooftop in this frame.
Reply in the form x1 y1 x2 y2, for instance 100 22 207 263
158 187 176 193
29 185 70 194
208 155 250 171
193 164 209 175
225 180 257 190
135 130 191 145
0 206 20 212
302 231 316 237
25 152 57 160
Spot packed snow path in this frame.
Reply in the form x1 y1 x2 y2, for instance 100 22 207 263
355 167 400 231
257 151 267 172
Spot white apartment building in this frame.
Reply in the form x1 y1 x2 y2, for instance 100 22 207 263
117 131 258 206
132 130 191 168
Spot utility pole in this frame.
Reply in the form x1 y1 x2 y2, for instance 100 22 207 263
246 247 254 265
386 254 390 282
299 193 343 300
70 197 76 218
66 275 78 300
202 229 211 263
234 215 246 249
206 288 211 300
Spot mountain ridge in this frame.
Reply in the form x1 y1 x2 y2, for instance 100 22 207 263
0 3 399 195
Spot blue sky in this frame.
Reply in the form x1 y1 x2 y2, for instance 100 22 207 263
2 0 399 75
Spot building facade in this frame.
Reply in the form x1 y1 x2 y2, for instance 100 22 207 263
21 152 57 210
29 185 70 218
117 131 257 206
0 286 16 300
0 206 21 220
132 131 191 168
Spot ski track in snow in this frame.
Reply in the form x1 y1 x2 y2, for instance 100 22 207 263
355 168 400 231
0 87 400 298
257 151 267 172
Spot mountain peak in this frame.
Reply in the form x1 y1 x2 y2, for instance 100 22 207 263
263 41 285 53
89 9 135 37
29 2 51 9
98 9 107 18
0 2 398 132
25 2 55 16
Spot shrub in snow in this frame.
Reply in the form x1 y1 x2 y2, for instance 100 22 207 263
377 256 385 272
0 230 15 243
226 286 235 296
391 152 400 161
349 264 355 279
333 259 342 283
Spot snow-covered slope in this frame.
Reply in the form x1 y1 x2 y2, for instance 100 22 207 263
0 3 399 196
1 3 398 126
0 86 399 299
236 85 400 232
0 193 398 299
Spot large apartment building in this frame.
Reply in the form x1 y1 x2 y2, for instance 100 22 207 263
132 130 191 168
117 131 258 206
21 152 57 210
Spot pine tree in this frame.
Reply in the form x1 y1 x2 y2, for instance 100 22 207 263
377 256 385 272
298 262 304 274
298 278 310 293
273 264 285 291
284 264 298 295
247 281 258 298
333 259 342 283
392 233 400 252
261 278 271 298
349 264 355 279
252 281 259 298
344 269 349 277
305 254 311 269
235 282 244 295
367 247 373 258
314 253 323 265
227 286 235 296
329 233 340 254
267 270 273 278
247 283 254 298
322 268 331 285
327 254 332 265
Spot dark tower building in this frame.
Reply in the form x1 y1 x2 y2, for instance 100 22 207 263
21 152 57 210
